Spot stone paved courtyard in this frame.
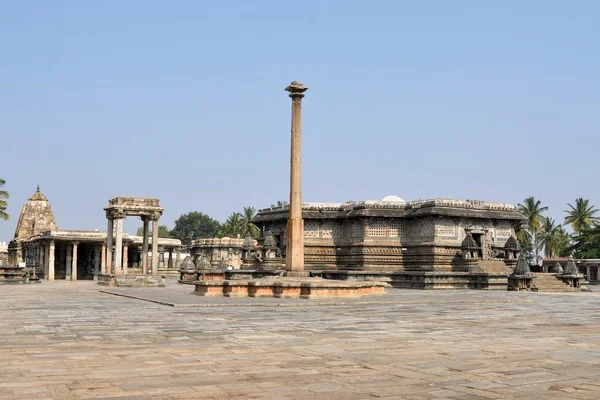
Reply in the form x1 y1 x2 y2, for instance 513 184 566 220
1 279 600 400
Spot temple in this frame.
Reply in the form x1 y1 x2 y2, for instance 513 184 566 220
249 196 527 286
7 188 182 280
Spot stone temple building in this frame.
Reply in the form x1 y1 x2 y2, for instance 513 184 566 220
250 196 526 287
8 187 182 280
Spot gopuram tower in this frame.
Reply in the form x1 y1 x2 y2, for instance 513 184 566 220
284 81 308 276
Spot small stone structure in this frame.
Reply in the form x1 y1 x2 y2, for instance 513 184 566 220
104 197 164 275
542 257 599 283
557 257 585 288
189 237 244 269
508 255 535 291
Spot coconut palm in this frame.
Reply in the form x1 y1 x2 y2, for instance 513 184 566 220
537 217 561 258
0 179 9 221
517 197 548 265
219 212 244 238
240 206 259 238
554 227 572 257
270 200 288 208
564 198 599 234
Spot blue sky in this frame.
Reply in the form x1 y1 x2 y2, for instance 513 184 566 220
1 1 598 239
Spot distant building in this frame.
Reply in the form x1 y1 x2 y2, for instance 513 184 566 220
252 196 527 273
542 257 599 283
8 187 182 280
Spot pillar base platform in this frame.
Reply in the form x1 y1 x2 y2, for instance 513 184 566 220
193 277 385 299
285 271 311 277
98 274 166 288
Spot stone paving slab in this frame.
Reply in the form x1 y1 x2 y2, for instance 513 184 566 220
1 280 600 399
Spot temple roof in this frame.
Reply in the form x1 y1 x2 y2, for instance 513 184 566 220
461 233 479 249
504 236 518 250
28 186 48 201
511 255 533 278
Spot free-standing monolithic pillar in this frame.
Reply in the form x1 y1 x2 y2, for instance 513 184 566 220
284 81 308 273
151 215 159 275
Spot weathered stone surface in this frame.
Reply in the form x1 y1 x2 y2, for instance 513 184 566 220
2 280 600 399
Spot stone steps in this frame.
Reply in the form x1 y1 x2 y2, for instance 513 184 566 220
534 274 580 292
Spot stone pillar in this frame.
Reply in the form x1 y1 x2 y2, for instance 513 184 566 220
122 244 128 275
168 248 173 268
114 216 124 275
158 247 165 268
71 242 78 281
94 246 101 280
586 266 591 281
66 245 72 280
39 243 46 279
101 243 107 274
48 240 55 281
284 81 308 273
142 217 149 275
106 217 114 275
151 216 159 275
175 249 181 269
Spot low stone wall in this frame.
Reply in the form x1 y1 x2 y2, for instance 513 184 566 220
193 278 386 299
315 270 507 290
179 269 284 284
390 272 507 290
98 274 166 287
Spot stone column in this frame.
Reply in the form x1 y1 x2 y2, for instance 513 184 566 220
39 243 46 279
175 249 181 269
586 266 591 281
66 245 72 280
48 240 55 281
122 244 128 275
151 216 159 275
114 216 124 275
94 246 101 280
101 243 106 274
106 217 114 275
142 217 149 275
284 81 308 273
168 248 173 268
71 242 78 281
158 247 165 268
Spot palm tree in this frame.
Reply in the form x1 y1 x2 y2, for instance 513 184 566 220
270 200 288 208
564 198 599 234
554 227 572 257
240 206 259 238
518 197 548 265
537 217 561 258
0 179 9 221
219 213 244 238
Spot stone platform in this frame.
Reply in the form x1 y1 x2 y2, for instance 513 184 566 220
193 277 385 299
98 274 166 287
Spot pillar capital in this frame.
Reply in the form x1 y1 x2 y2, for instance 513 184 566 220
150 211 162 221
285 81 308 99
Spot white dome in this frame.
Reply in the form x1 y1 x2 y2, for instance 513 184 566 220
381 195 405 202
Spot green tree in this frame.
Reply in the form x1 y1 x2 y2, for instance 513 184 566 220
537 217 562 258
240 206 259 238
170 212 222 245
568 225 600 259
270 200 288 207
0 179 8 220
136 225 171 238
518 197 548 266
564 198 599 234
219 212 244 238
554 227 572 257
